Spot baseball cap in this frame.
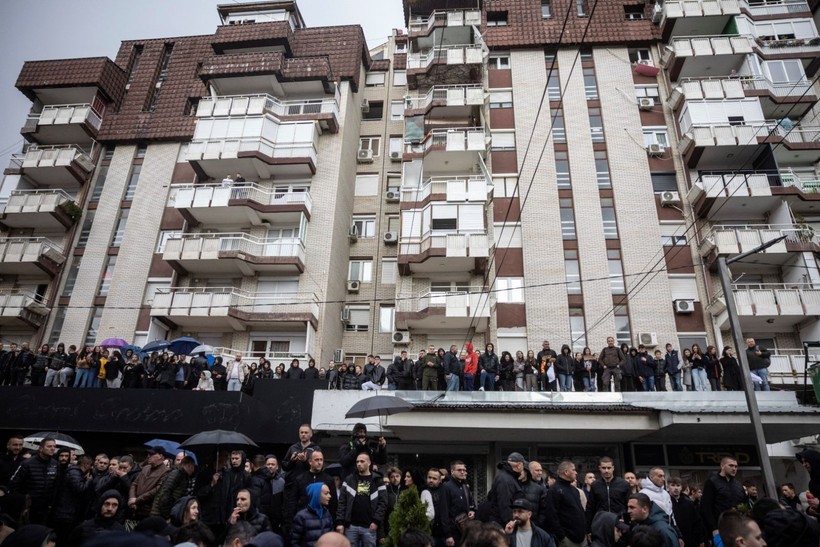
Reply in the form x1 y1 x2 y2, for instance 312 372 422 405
510 498 533 511
507 452 526 464
146 445 165 456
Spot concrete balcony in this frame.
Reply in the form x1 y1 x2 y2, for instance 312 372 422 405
699 224 819 265
4 145 94 188
407 44 485 89
754 36 820 59
21 104 102 145
404 128 489 173
709 283 820 330
740 0 811 16
670 77 815 117
395 286 491 333
404 84 485 116
168 183 311 226
150 287 319 331
0 290 49 330
186 120 319 181
400 175 491 206
162 233 305 276
768 348 817 386
408 9 482 38
0 237 65 276
196 92 339 133
662 35 755 80
0 189 77 231
661 0 740 40
780 169 820 193
398 231 490 274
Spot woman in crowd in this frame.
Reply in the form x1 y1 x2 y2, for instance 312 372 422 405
690 344 710 391
720 346 743 391
681 347 694 391
705 345 722 391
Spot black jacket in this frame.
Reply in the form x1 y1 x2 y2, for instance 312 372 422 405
479 351 499 374
336 472 387 526
508 524 556 547
282 441 321 476
9 452 59 506
289 470 337 524
151 467 191 518
51 465 93 523
544 477 586 543
585 477 631 528
488 462 523 526
555 346 574 375
720 356 742 390
441 477 475 540
236 507 271 535
745 345 770 370
338 437 387 478
0 451 24 488
67 489 126 547
700 472 745 532
199 463 251 525
671 494 705 547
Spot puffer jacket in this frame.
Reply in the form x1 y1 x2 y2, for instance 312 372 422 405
51 465 93 524
341 370 360 390
9 453 59 507
151 467 191 518
292 483 334 547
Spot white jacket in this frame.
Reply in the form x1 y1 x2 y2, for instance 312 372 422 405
640 477 674 517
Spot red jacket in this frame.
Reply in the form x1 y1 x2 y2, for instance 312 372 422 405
464 343 479 375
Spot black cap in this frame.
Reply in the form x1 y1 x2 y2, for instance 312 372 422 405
146 445 165 456
510 498 533 511
507 452 526 464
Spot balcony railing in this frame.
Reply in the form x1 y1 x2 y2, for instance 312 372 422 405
399 231 490 257
212 347 314 367
664 0 740 18
404 84 485 111
715 283 820 316
397 286 491 316
768 348 818 384
668 35 755 58
0 290 49 326
196 92 340 121
739 76 814 97
0 237 65 263
407 44 484 69
740 0 810 14
8 144 94 172
404 127 488 155
408 9 482 33
24 103 102 131
683 121 820 147
3 188 74 213
187 133 318 164
400 176 490 203
701 223 817 256
780 169 820 193
151 287 320 318
169 183 312 213
162 233 306 262
754 36 820 55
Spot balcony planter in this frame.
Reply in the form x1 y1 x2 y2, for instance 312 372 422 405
634 62 660 77
57 201 82 223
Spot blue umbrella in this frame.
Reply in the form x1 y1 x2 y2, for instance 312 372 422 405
143 340 171 353
144 438 180 457
121 345 143 357
169 337 201 355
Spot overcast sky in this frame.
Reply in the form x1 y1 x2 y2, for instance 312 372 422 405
0 0 403 168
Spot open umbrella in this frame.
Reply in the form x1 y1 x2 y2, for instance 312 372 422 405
144 438 181 457
24 432 84 455
345 395 414 420
121 344 143 357
189 344 215 356
169 337 201 355
142 339 171 353
100 338 129 348
179 429 258 450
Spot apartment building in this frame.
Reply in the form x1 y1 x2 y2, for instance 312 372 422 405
0 0 818 383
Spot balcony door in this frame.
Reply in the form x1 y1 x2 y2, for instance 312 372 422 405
255 278 299 312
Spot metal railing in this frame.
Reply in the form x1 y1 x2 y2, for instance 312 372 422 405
196 91 340 120
754 37 820 54
212 347 314 367
26 103 103 131
739 76 814 97
407 44 484 69
780 169 820 193
397 286 491 316
169 182 312 212
151 287 320 318
0 289 49 317
399 231 490 257
408 9 482 33
400 175 489 202
725 283 820 317
703 224 818 254
404 127 488 154
684 121 820 145
187 131 319 165
404 84 485 110
162 232 306 262
739 0 810 14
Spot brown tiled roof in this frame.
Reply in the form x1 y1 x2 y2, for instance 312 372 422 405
370 59 392 71
292 25 371 91
211 20 294 54
199 51 285 78
394 54 407 70
16 57 128 106
281 57 335 82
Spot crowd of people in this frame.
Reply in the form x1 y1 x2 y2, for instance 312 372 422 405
0 336 778 395
0 424 817 547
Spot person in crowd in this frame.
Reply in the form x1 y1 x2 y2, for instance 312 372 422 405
778 482 802 513
667 477 704 547
200 449 251 531
228 489 270 535
338 423 387 478
421 467 444 544
50 453 94 541
585 457 630 529
720 347 743 391
128 446 170 520
67 489 125 547
9 437 58 525
701 457 746 538
170 495 200 526
552 345 573 393
0 435 25 488
589 511 629 547
663 344 682 392
488 452 525 527
287 359 306 380
226 353 248 392
624 471 640 495
796 448 820 517
639 468 673 520
464 343 480 392
745 338 771 392
289 451 338 530
284 424 321 479
543 460 586 547
635 345 656 392
690 344 710 392
598 338 624 392
293 482 334 547
362 356 386 391
704 346 722 392
387 351 410 390
497 351 514 392
718 510 765 547
335 453 387 547
421 345 441 391
651 349 666 392
152 455 196 519
504 497 555 547
479 343 500 392
680 348 693 391
627 493 679 547
441 460 475 547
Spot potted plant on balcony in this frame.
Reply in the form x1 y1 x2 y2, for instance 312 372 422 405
57 200 83 223
793 212 816 243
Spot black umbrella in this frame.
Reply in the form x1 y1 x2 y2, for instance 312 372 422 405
179 429 258 450
345 395 413 421
23 432 84 454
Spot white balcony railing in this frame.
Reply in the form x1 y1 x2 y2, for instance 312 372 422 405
3 188 74 214
768 349 819 383
683 121 820 147
0 237 65 264
677 75 813 100
740 76 814 97
8 144 94 172
400 231 490 258
740 0 810 14
151 287 320 319
664 0 740 18
212 346 314 368
187 132 318 165
780 169 820 193
400 175 490 203
702 223 818 256
407 44 484 69
25 103 102 132
397 286 492 317
404 84 485 111
408 9 482 33
669 35 755 57
162 233 305 263
754 37 820 55
169 183 312 214
0 290 49 320
404 127 488 155
196 92 340 121
728 283 820 316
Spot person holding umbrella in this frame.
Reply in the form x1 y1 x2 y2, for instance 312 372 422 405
338 424 387 478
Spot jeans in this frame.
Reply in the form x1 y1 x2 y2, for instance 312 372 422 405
582 376 596 392
463 373 474 391
479 370 496 391
74 368 95 388
752 368 770 391
641 376 655 392
558 373 573 392
227 379 242 391
668 372 682 391
446 374 460 391
345 525 377 547
692 368 710 391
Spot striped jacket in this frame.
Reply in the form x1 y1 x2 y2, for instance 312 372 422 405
336 472 387 527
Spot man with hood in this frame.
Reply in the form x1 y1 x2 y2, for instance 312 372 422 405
152 455 196 519
589 511 629 547
796 449 820 517
554 345 575 393
50 454 94 541
639 468 673 521
128 446 170 520
286 359 306 380
228 489 270 535
488 453 525 527
627 493 679 547
292 483 334 547
68 489 125 546
478 343 500 391
338 424 387 478
211 357 227 391
504 498 555 547
463 343 479 391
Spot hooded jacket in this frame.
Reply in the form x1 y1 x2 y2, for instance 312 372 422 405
69 489 126 547
488 461 523 526
639 478 673 519
797 449 820 499
555 345 575 375
170 495 197 526
464 343 479 375
196 370 214 390
479 346 499 374
762 507 820 547
292 482 334 547
590 511 620 547
635 503 679 547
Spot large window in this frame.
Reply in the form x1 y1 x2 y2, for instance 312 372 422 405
123 164 141 201
601 199 619 239
90 166 108 201
352 216 376 238
643 128 669 147
393 70 407 86
552 109 566 143
487 11 508 26
354 175 379 196
362 101 384 120
62 257 82 297
547 73 561 101
85 308 104 347
588 107 604 143
344 306 370 332
381 259 397 284
496 277 524 303
555 151 571 189
348 260 373 282
583 67 598 100
608 250 626 294
569 309 586 351
379 306 395 333
490 90 513 109
565 250 581 294
365 73 385 87
635 85 660 104
560 199 576 240
390 101 404 121
614 306 631 346
595 151 611 189
359 137 381 155
491 131 516 151
111 209 129 247
98 255 117 296
489 54 511 70
77 211 95 248
542 0 551 17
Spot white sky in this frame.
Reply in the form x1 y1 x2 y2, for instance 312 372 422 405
0 0 403 167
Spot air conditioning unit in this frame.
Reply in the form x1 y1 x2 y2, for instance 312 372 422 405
637 332 659 347
348 225 359 241
638 59 655 67
674 299 695 314
638 98 654 111
361 99 370 113
341 308 351 322
347 280 360 293
660 191 681 207
385 190 400 203
390 151 402 162
333 348 345 363
357 149 373 163
647 143 665 156
392 331 411 345
383 231 398 244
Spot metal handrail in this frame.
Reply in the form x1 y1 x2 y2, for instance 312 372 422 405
0 236 65 253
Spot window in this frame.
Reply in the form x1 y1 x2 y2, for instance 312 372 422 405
85 308 104 347
379 306 395 333
489 54 511 70
354 175 379 196
348 260 373 282
491 131 516 151
492 176 519 198
643 128 668 147
344 305 370 332
127 45 143 85
624 5 645 19
614 306 631 346
580 48 594 62
490 90 513 109
651 173 678 192
352 216 376 238
389 137 403 157
628 49 651 63
393 70 407 86
577 0 588 16
552 109 566 143
547 73 561 101
390 101 404 121
90 166 108 201
555 151 571 189
386 215 400 232
763 60 805 83
496 278 524 303
660 223 688 246
365 73 385 87
542 0 551 17
124 164 141 201
583 67 598 100
494 223 523 248
395 42 408 54
143 278 171 305
565 250 581 294
362 101 383 120
62 257 82 297
635 85 660 104
601 199 619 239
381 259 397 284
487 11 508 26
595 151 611 188
98 255 117 296
359 137 381 155
545 49 557 66
77 211 95 248
560 199 576 239
588 107 604 142
661 236 688 246
569 309 586 351
111 209 129 247
608 250 626 294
